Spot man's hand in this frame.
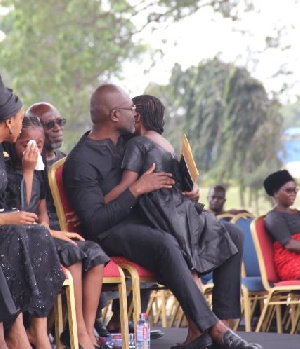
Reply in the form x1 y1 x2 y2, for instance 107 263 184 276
129 163 175 197
182 183 200 202
66 211 81 228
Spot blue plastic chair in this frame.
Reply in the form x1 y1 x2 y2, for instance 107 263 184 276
231 213 266 332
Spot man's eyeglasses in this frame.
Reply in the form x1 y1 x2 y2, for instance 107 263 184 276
283 188 298 194
42 118 67 130
109 105 136 115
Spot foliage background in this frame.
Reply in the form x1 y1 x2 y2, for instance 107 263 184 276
1 0 300 214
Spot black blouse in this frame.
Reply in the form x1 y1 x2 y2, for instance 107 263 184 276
265 209 300 246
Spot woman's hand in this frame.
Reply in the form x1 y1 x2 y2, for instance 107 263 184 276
0 211 38 225
22 142 38 172
65 211 81 228
182 183 200 202
50 230 85 245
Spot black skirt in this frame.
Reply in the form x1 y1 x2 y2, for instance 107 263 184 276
54 238 110 272
0 224 65 318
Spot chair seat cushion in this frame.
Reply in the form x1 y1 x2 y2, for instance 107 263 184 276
103 260 121 277
242 276 264 291
111 257 155 277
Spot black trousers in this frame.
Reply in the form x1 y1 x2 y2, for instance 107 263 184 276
99 222 220 332
212 222 244 319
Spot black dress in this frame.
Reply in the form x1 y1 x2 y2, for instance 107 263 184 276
0 147 65 319
5 165 110 273
122 136 237 275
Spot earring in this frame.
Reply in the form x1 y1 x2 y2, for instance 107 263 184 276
8 128 13 135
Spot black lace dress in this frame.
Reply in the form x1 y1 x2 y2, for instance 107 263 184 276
0 147 65 320
122 136 238 275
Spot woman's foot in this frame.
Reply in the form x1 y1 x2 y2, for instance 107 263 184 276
26 327 51 349
77 327 96 349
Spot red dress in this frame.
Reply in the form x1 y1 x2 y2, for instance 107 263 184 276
274 233 300 281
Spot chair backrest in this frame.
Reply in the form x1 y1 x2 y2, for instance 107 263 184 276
216 213 235 222
48 157 80 233
180 134 199 182
250 216 279 289
231 213 259 277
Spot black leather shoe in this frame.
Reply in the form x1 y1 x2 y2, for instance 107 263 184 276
95 320 110 337
150 329 164 340
183 333 212 349
218 330 263 349
170 345 183 349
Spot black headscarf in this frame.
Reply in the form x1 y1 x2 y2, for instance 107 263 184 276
0 75 23 122
263 169 295 196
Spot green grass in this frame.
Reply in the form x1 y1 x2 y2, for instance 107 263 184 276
200 186 300 217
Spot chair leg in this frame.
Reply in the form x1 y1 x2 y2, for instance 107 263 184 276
118 271 129 349
54 292 64 349
256 293 272 332
65 280 79 349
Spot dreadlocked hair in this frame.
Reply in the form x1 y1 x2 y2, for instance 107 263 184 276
132 95 165 134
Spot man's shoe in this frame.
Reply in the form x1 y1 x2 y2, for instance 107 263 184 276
150 329 164 340
219 330 263 349
183 333 212 349
95 320 110 337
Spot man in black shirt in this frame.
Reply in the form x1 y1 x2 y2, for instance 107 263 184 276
63 84 262 349
26 102 66 230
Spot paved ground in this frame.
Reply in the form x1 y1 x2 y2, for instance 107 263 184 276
151 326 300 349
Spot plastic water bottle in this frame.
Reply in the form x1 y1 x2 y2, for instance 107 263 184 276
136 313 150 349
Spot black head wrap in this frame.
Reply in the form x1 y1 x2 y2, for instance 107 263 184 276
263 170 295 196
0 75 23 122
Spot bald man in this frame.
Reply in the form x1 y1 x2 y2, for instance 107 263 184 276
26 103 66 230
63 84 262 349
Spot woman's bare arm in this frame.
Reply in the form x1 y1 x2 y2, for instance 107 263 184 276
104 170 139 203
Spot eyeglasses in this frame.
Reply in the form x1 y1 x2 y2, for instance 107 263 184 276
109 105 136 115
42 118 66 130
283 188 298 194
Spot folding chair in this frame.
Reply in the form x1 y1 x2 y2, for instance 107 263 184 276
250 215 300 333
231 213 266 332
48 157 129 349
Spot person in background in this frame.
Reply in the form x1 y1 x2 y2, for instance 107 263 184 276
0 76 65 349
264 169 300 281
207 185 250 218
63 83 263 349
26 102 66 230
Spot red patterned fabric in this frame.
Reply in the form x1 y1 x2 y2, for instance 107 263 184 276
256 218 279 283
274 233 300 281
111 257 155 277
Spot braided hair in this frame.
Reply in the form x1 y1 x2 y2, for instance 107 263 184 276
132 95 165 134
3 116 50 210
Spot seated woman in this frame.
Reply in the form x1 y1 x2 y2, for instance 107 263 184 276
264 169 300 281
0 76 65 349
104 94 245 346
4 115 109 349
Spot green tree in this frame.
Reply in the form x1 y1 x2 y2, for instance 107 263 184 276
0 0 256 149
145 58 283 207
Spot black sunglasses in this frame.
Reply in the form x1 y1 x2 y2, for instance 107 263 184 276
42 118 66 130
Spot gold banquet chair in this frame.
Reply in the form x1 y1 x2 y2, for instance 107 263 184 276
251 216 300 333
48 157 129 349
